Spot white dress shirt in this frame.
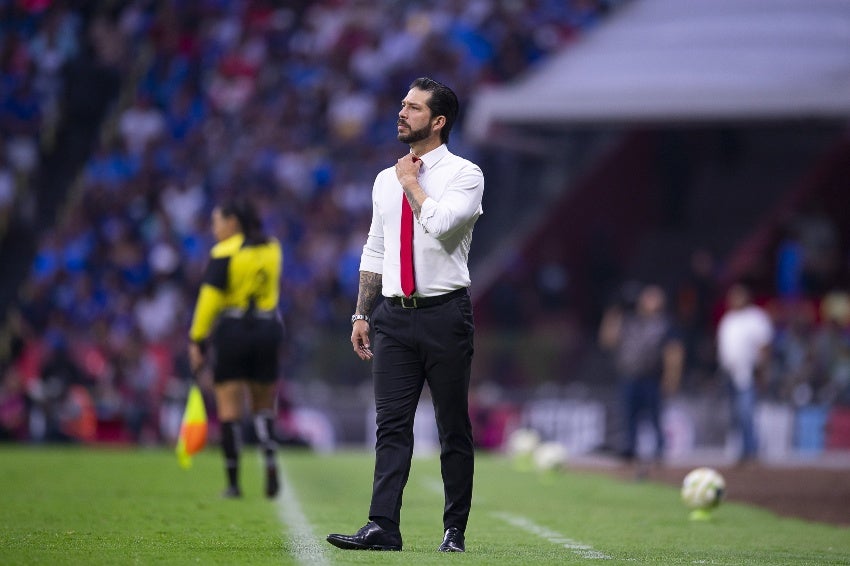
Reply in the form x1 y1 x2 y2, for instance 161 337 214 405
717 305 774 390
359 144 484 297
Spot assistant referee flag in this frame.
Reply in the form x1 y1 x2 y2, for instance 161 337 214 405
176 385 208 469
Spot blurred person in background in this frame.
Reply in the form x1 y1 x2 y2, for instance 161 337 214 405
814 291 850 404
327 77 484 553
120 331 161 444
30 334 96 443
188 197 284 499
599 284 684 468
716 282 774 466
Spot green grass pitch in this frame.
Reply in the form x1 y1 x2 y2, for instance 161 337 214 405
0 446 847 565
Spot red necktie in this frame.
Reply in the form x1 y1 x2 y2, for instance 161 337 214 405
400 193 415 297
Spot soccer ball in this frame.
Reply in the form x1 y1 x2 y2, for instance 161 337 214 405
505 428 541 471
681 467 726 510
532 441 568 472
505 428 541 458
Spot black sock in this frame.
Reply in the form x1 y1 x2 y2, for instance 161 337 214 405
221 421 241 489
253 411 277 468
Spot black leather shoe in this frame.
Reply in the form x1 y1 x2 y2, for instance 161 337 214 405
326 521 402 551
437 527 465 552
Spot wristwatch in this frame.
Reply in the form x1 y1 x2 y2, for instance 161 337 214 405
351 314 370 325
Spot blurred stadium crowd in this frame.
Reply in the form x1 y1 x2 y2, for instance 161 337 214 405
0 0 619 444
1 1 849 455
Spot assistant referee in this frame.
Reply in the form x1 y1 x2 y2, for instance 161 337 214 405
188 197 283 499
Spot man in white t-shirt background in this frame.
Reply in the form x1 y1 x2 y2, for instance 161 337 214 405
717 282 774 465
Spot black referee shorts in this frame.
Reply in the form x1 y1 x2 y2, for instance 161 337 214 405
212 316 282 383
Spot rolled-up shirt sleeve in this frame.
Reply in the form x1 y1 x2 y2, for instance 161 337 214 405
418 165 484 240
359 183 385 274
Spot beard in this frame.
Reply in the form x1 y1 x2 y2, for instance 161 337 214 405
397 121 431 144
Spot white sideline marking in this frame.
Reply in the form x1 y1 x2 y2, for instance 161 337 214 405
492 512 612 560
421 477 611 560
274 460 331 566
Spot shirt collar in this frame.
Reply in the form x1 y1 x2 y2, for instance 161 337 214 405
414 144 449 171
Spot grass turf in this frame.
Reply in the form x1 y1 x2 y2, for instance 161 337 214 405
0 445 847 565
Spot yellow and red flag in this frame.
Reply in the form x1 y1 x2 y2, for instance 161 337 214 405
176 385 208 469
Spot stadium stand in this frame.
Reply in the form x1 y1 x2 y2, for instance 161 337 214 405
0 0 624 445
2 0 849 461
463 0 850 459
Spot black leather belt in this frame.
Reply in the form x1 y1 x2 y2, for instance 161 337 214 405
387 288 468 309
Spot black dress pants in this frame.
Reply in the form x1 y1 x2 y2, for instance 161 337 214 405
368 291 475 532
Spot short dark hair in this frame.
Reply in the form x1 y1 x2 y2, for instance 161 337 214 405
409 77 458 144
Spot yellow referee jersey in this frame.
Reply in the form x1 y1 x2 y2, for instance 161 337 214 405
189 233 282 342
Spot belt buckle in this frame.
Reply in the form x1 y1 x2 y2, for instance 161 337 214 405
400 296 418 309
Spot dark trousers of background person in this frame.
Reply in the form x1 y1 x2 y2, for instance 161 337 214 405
727 378 758 462
368 292 475 533
619 375 664 461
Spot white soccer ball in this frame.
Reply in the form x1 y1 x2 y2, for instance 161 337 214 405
532 441 568 472
505 428 541 458
681 467 726 510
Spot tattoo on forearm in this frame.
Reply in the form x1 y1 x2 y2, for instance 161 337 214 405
406 192 422 219
357 271 382 315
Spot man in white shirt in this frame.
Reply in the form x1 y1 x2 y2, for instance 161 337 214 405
327 77 484 553
716 282 774 464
